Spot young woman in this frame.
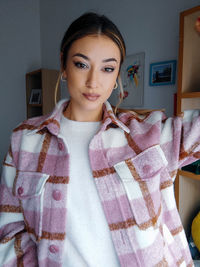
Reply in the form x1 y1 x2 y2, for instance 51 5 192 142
0 12 199 267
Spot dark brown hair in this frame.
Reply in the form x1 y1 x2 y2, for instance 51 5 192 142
60 12 126 70
55 12 126 111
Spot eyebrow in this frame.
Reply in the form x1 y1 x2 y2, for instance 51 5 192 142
72 53 118 63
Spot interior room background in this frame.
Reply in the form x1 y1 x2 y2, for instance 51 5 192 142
0 0 199 170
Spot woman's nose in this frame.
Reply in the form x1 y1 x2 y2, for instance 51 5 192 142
86 69 98 88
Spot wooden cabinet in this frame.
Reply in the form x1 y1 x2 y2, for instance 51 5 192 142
175 5 200 237
26 68 60 118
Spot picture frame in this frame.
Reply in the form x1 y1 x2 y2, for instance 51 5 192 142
149 60 176 86
29 89 42 104
109 52 144 108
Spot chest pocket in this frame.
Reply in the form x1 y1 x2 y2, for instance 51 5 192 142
13 171 49 240
114 145 168 230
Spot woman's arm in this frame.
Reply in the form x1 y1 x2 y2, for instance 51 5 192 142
0 146 37 266
160 109 200 182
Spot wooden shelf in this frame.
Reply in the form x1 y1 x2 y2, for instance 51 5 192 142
181 92 200 98
26 69 60 118
177 6 200 114
178 169 200 181
177 171 200 237
176 6 200 239
26 69 42 76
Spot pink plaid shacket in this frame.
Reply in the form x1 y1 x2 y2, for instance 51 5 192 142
0 99 199 266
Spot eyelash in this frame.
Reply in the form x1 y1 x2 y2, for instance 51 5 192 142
104 67 115 73
73 61 115 73
74 61 88 69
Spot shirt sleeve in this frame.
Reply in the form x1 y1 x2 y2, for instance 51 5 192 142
0 144 37 266
160 109 200 181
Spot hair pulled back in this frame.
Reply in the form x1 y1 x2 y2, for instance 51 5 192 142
54 12 126 111
60 12 126 70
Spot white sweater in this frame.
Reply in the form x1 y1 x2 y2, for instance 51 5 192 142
59 115 120 267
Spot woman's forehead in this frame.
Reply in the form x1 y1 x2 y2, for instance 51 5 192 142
68 35 121 61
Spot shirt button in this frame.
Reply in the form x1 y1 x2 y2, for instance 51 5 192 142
17 186 24 196
52 190 62 201
58 141 64 151
49 244 59 254
142 164 152 174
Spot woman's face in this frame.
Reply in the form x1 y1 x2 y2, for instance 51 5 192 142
62 34 121 121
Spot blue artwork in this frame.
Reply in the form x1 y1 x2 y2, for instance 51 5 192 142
149 60 176 86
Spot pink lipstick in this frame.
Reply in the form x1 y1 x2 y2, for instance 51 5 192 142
83 93 100 101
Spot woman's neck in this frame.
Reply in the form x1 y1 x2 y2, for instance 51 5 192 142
63 101 103 122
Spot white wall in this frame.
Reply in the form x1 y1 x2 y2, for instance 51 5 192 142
1 0 200 167
40 0 200 115
0 0 41 167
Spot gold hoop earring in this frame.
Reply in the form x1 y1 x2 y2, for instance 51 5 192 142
54 72 61 105
114 82 118 89
61 73 67 82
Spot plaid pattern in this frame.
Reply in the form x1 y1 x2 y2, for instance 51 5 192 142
0 99 199 266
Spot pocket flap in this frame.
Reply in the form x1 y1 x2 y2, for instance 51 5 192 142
114 145 168 181
114 145 167 228
14 171 49 199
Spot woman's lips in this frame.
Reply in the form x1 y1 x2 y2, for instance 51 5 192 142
83 93 100 101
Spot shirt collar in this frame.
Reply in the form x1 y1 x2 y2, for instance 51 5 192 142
27 99 130 136
101 101 130 133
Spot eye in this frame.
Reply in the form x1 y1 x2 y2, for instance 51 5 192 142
73 61 88 69
103 67 115 73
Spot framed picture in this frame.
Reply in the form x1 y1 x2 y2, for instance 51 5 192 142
109 52 144 108
29 89 42 104
149 60 176 86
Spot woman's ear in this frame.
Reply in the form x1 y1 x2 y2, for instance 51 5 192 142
60 52 67 79
62 70 67 80
60 52 65 73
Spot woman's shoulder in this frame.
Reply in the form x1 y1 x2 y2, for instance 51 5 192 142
12 99 67 135
13 113 50 134
116 107 166 124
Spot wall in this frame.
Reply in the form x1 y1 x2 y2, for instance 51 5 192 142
1 0 200 167
40 0 200 115
0 0 41 166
